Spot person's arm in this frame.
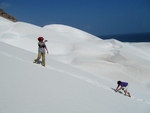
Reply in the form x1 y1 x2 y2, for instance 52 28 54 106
39 40 47 46
115 85 122 92
39 43 44 47
45 46 49 54
44 42 48 54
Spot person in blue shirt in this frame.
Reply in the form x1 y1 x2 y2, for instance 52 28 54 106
115 81 131 97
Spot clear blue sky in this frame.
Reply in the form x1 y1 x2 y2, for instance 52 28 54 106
0 0 150 36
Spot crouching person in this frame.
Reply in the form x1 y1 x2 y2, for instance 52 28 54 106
115 81 131 97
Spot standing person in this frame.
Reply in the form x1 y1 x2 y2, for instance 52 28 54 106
115 81 131 97
34 37 48 67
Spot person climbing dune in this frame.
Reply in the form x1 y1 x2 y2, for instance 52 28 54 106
115 81 131 97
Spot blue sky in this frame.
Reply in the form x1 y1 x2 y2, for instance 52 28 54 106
0 0 150 36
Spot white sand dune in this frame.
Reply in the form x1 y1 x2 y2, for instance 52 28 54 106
0 17 150 113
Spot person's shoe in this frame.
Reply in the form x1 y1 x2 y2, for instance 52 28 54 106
33 61 37 63
41 64 45 67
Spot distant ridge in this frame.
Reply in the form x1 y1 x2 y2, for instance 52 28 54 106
0 8 17 22
98 33 150 42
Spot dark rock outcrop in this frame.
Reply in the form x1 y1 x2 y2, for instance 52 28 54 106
0 8 18 22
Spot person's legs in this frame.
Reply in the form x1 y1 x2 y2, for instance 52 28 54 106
41 53 45 66
123 90 127 96
34 52 42 63
124 85 131 97
127 92 131 97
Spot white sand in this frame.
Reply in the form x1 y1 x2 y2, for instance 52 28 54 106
0 17 150 113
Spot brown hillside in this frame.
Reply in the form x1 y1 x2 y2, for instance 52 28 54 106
0 8 18 22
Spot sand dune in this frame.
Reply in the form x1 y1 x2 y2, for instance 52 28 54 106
0 17 150 113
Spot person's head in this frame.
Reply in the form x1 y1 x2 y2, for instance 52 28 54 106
117 81 122 85
38 37 44 42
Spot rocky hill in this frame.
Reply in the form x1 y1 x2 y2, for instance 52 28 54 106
0 8 18 22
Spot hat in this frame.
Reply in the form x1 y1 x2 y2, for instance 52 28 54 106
38 37 44 41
